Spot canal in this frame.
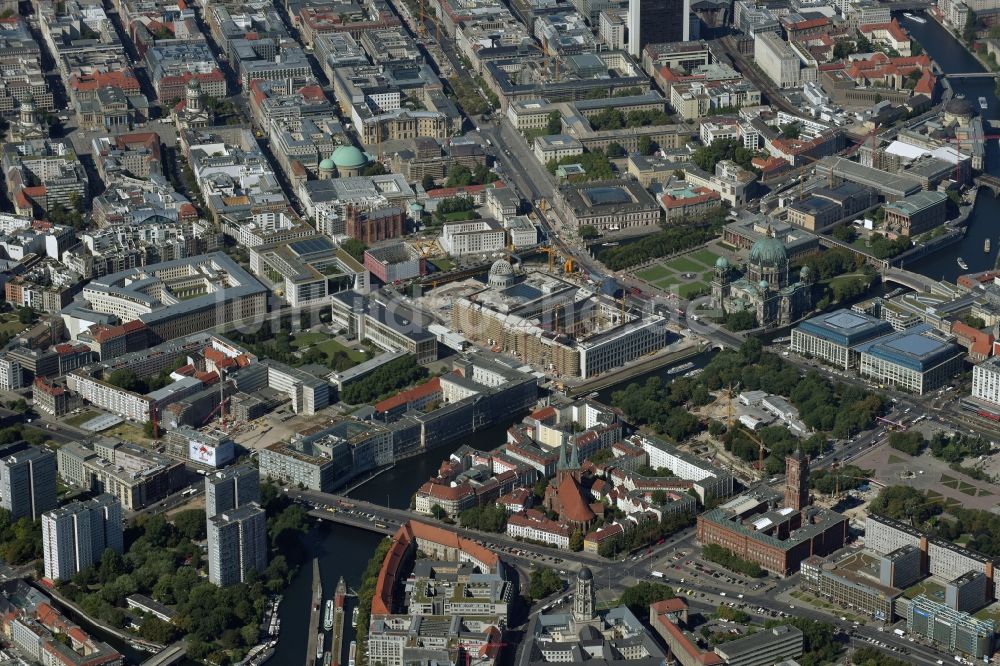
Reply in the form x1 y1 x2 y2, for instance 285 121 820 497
899 13 1000 281
269 350 717 665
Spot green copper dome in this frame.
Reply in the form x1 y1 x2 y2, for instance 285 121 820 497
749 235 788 268
331 145 368 169
319 158 335 171
715 256 729 270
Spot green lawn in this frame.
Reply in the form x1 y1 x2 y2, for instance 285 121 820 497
690 248 722 266
664 256 704 274
432 258 455 272
887 454 906 464
106 422 151 445
0 314 26 338
291 331 327 349
315 339 368 363
637 265 670 282
679 281 710 298
64 410 100 428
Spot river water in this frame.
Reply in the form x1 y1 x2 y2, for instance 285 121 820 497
900 13 1000 281
269 350 717 665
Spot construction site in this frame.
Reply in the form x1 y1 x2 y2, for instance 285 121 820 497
424 260 671 379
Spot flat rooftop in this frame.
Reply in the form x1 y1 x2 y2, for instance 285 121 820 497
854 323 963 371
796 309 894 346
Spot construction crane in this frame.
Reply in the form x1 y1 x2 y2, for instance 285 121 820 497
202 396 232 427
416 0 443 44
737 423 767 474
725 382 742 430
829 461 870 498
537 246 564 272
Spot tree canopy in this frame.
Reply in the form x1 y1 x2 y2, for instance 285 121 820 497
341 356 428 404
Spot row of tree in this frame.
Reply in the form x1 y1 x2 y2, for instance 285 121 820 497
340 356 428 405
596 512 694 559
596 205 729 271
702 543 764 577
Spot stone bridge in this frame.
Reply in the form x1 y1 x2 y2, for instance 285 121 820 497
882 268 947 293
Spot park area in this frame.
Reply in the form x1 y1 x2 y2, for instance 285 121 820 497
633 248 723 298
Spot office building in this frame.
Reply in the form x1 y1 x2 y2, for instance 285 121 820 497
866 514 1000 600
947 571 989 613
856 324 965 395
713 625 803 666
207 503 267 587
61 253 267 344
906 595 995 659
440 220 506 256
972 355 1000 406
206 465 260 518
248 235 368 308
42 495 123 581
800 554 901 623
628 0 690 59
696 454 847 576
57 441 184 511
754 33 803 89
880 544 922 589
0 447 57 520
330 292 438 365
791 309 894 369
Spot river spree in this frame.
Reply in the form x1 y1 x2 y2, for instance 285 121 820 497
269 349 717 664
900 13 1000 281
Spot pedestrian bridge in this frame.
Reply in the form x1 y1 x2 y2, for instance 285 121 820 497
882 268 945 293
945 72 1000 79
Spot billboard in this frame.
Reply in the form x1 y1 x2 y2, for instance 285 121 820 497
188 440 235 467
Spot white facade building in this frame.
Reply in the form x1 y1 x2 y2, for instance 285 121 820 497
972 356 1000 406
42 495 123 581
754 32 801 89
207 503 268 587
440 220 506 256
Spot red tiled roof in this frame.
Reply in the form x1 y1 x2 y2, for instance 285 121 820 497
660 187 720 209
529 405 557 421
417 480 474 501
70 69 141 92
375 377 441 413
556 474 595 523
860 18 909 42
372 520 499 616
650 598 688 613
425 181 505 199
651 611 724 665
788 17 829 30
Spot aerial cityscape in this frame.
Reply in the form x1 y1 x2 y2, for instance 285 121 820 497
2 0 1000 662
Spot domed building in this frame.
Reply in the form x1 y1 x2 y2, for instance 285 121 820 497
944 98 975 127
318 157 336 180
171 79 211 131
8 92 47 142
711 225 814 328
487 258 518 289
324 145 369 178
